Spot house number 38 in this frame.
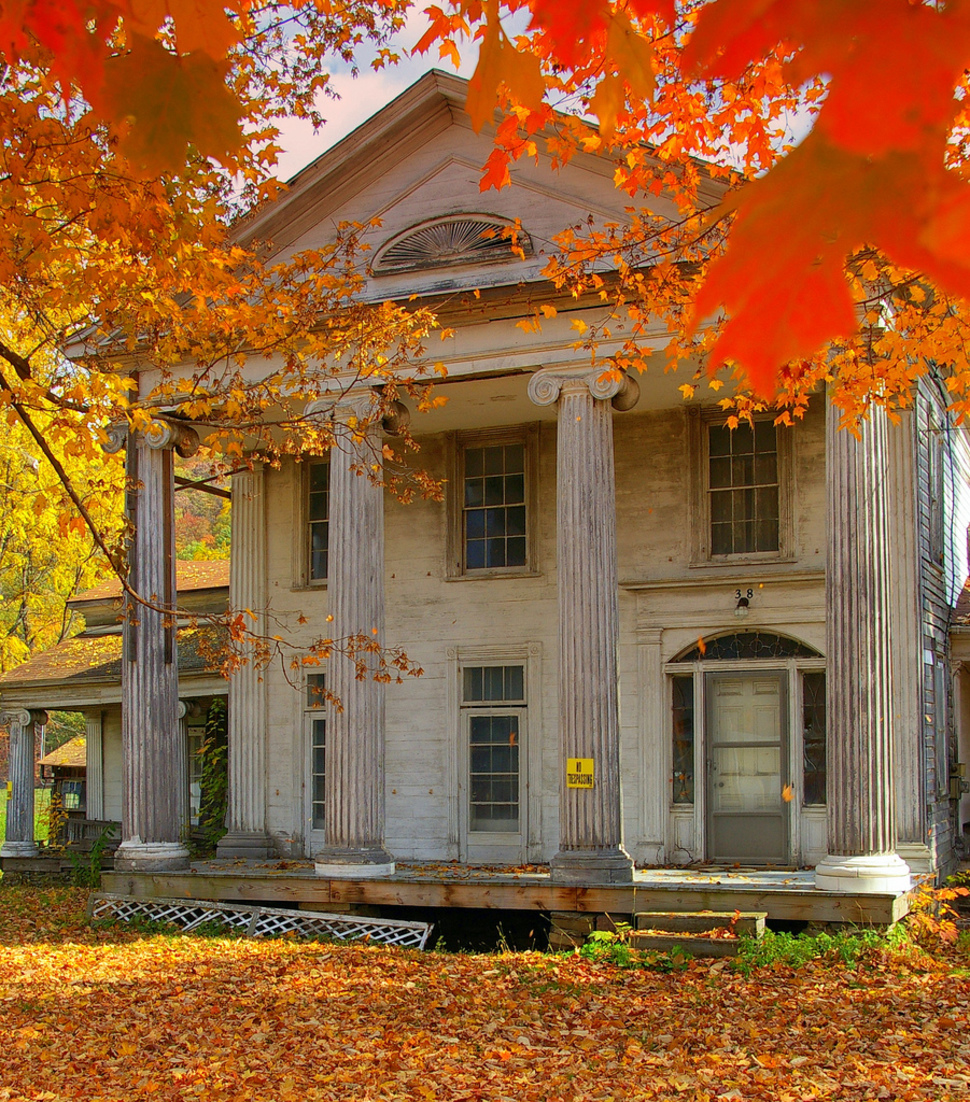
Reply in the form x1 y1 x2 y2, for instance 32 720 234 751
735 588 754 600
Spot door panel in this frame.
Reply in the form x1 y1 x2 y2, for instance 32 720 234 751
461 708 526 863
706 672 789 863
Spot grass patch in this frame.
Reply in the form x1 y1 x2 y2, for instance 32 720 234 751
0 787 52 844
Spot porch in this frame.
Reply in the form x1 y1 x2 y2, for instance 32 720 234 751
100 860 911 927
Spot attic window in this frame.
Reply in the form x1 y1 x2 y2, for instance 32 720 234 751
372 216 533 275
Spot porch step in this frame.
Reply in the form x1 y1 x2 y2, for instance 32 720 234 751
628 910 767 958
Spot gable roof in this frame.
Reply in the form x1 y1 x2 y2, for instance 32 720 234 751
72 560 230 604
40 735 86 769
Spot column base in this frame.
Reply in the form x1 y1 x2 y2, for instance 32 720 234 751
314 845 395 879
114 841 191 873
815 852 912 894
0 842 39 858
216 831 274 860
551 847 634 885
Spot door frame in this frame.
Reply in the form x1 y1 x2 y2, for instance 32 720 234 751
664 652 827 867
704 668 791 864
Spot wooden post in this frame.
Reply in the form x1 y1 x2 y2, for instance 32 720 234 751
815 403 911 893
1 709 43 857
104 418 198 872
529 367 639 884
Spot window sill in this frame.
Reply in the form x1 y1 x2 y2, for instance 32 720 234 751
689 553 797 570
445 570 543 582
290 581 329 592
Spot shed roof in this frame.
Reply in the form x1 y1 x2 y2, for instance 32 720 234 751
39 736 86 769
73 560 229 604
0 626 226 689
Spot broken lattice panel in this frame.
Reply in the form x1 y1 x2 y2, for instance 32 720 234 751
87 893 432 949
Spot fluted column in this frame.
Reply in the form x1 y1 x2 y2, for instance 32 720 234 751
1 709 42 856
104 418 198 872
815 403 911 893
529 367 639 884
218 465 271 858
84 710 104 820
313 391 394 877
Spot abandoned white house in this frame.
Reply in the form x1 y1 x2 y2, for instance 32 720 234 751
2 72 969 919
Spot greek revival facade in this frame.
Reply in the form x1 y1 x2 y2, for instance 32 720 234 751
3 72 968 894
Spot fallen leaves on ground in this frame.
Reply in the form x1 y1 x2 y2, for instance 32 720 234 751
0 886 968 1101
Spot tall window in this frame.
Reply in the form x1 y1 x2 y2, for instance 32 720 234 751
801 671 826 805
462 442 527 571
671 675 695 804
306 673 326 831
308 461 330 581
462 664 525 833
708 421 779 555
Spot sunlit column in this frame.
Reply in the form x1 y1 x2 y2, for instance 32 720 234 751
218 464 272 858
529 366 639 884
312 391 395 877
1 709 43 857
104 418 198 872
816 402 911 893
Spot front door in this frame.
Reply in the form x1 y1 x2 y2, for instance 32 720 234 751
706 671 790 863
461 707 527 864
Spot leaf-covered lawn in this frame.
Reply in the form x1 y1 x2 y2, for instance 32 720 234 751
0 886 968 1101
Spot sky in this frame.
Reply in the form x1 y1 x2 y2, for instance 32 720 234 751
271 11 475 183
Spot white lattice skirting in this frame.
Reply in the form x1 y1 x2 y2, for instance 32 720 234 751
87 892 432 950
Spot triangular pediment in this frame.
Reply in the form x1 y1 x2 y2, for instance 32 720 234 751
240 71 681 300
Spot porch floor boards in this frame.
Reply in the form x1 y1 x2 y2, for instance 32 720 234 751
101 861 910 926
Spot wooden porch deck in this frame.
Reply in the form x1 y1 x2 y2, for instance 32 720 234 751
101 861 911 926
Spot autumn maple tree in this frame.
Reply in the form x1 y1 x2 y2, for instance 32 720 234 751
4 0 970 616
414 0 970 420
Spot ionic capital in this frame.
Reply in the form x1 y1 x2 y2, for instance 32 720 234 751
101 418 200 458
528 367 639 410
307 389 409 434
0 709 32 730
143 418 200 458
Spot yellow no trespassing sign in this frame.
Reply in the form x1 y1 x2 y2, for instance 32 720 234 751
566 758 595 788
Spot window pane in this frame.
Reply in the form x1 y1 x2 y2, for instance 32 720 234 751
306 673 326 708
802 671 826 805
469 714 520 833
464 665 525 703
671 675 694 804
310 716 326 830
308 461 330 580
463 442 528 570
708 422 779 555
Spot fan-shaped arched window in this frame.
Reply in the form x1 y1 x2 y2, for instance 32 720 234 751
372 215 533 275
671 631 821 663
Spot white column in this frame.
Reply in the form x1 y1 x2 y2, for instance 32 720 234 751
84 710 104 820
105 419 198 872
815 403 912 893
218 465 271 858
313 391 394 877
529 367 639 884
1 709 42 857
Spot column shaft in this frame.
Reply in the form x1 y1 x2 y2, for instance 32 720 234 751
530 369 634 884
84 710 104 821
1 710 38 857
816 404 911 892
314 401 394 877
218 466 271 858
115 429 189 871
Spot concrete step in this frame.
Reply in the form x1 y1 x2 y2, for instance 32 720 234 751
628 910 767 958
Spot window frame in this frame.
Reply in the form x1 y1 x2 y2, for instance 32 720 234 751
446 425 540 579
303 458 331 587
304 671 327 847
688 406 794 567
